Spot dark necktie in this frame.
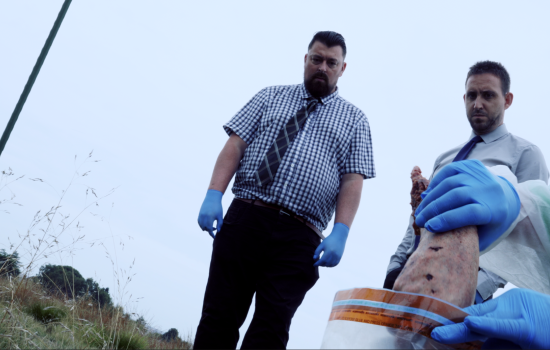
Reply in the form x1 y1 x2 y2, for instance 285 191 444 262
453 135 484 162
254 99 318 186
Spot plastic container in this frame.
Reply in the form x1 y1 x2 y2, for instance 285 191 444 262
320 287 483 349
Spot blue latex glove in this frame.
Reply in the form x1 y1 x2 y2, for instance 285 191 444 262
313 223 349 267
415 160 520 251
197 189 223 239
431 288 550 349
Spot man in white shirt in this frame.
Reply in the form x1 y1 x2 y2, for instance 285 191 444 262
384 61 549 304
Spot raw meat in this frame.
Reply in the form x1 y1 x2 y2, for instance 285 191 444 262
393 166 479 308
410 166 429 237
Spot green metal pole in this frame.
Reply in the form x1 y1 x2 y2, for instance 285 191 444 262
0 0 72 157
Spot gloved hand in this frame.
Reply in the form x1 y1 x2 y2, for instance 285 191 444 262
313 223 349 267
415 160 520 251
431 288 550 349
197 189 223 239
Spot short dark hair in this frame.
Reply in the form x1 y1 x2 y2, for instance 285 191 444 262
466 61 511 95
308 31 347 58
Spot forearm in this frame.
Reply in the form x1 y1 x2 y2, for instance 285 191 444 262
334 173 364 228
208 134 247 193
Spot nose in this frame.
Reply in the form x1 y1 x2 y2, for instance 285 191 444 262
474 96 483 110
318 60 328 72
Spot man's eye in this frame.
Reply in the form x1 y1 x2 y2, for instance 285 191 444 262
327 60 338 68
467 93 477 100
311 57 322 64
483 92 494 99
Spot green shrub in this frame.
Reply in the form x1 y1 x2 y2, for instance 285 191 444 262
0 249 21 277
162 327 179 342
38 264 86 299
115 331 148 350
24 302 67 324
87 327 148 350
37 264 113 307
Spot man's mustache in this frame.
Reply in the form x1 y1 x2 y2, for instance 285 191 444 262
312 72 328 82
472 109 488 117
472 109 489 117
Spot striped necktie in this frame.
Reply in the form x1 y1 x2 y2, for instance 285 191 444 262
453 135 483 162
255 99 319 186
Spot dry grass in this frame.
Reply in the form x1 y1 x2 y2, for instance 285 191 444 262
0 277 192 349
0 154 193 349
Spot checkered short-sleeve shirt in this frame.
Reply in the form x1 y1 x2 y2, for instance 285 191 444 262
224 84 375 232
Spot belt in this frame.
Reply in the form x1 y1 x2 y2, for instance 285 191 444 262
237 198 324 238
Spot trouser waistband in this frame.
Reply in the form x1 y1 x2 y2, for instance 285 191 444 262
236 198 324 238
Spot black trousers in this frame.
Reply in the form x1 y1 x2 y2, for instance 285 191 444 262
194 199 321 349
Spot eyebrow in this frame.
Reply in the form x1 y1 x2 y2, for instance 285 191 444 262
311 54 339 60
467 89 496 93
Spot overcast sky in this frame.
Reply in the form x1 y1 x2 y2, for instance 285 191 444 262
2 1 550 348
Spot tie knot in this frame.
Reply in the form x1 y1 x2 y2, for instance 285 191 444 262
306 99 319 114
471 135 483 143
452 135 484 162
307 98 318 105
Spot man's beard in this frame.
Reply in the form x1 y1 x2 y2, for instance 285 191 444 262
304 71 334 98
467 109 501 134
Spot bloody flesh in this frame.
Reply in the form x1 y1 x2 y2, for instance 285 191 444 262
393 166 479 308
410 166 430 236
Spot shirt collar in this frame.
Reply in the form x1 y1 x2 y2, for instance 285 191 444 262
468 124 509 144
300 83 339 105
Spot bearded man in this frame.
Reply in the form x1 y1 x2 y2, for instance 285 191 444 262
384 60 549 305
194 31 375 349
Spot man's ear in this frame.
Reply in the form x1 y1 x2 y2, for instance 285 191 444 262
304 53 308 64
463 94 466 103
504 92 514 110
339 62 347 77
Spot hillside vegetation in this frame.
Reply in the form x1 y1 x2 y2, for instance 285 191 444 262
0 262 192 349
1 157 193 349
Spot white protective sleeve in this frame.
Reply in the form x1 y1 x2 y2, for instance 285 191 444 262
480 165 550 295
